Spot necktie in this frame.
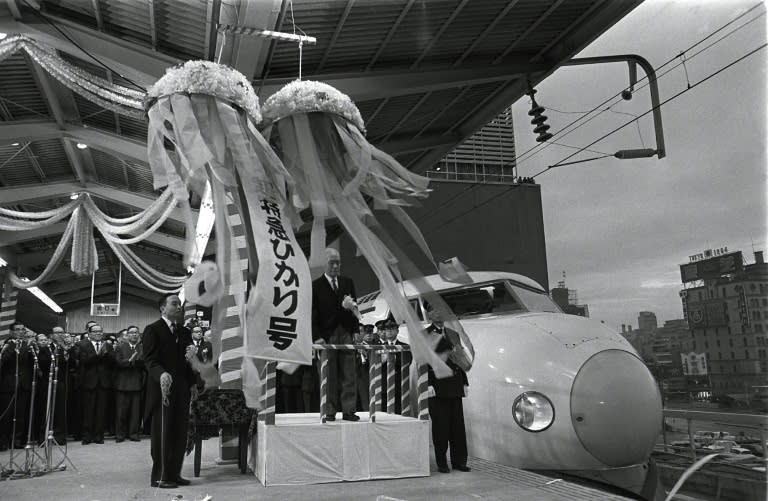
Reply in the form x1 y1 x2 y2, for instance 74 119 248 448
96 341 101 352
332 278 338 293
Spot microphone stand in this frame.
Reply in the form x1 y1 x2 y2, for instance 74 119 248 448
23 342 44 476
41 344 55 471
4 344 24 476
41 344 75 473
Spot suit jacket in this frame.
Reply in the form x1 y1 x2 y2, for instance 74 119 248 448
141 318 194 419
312 275 359 342
77 339 115 390
0 340 34 393
114 341 144 391
191 340 213 364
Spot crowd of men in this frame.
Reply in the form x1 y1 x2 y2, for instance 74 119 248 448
0 319 213 452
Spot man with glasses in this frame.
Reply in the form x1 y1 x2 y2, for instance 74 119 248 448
77 323 115 445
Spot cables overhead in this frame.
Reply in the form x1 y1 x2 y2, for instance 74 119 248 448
19 0 146 91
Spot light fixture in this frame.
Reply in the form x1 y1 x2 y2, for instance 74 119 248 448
0 33 7 41
76 143 88 149
11 142 19 146
20 278 63 313
217 24 316 45
70 193 80 200
0 256 7 267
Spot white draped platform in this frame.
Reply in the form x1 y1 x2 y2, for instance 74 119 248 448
250 412 430 486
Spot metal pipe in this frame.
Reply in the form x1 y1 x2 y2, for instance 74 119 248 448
565 54 666 158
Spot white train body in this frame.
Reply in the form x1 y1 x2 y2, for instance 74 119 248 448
359 271 663 495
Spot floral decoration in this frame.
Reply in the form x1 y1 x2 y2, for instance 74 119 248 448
261 79 366 133
146 60 261 123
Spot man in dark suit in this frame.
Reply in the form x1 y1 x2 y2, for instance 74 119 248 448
0 322 32 450
190 326 212 364
48 326 69 445
114 325 143 442
312 247 360 422
78 323 115 445
142 293 197 489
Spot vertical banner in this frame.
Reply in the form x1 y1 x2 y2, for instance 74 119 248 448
0 276 17 342
246 195 312 365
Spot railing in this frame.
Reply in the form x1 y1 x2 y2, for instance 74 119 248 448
257 344 430 425
660 408 768 461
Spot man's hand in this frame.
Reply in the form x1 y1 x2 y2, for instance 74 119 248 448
427 386 435 398
315 338 326 345
185 345 197 362
160 372 173 406
463 385 469 398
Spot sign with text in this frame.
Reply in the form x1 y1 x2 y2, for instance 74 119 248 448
91 303 120 316
680 251 743 283
681 352 708 376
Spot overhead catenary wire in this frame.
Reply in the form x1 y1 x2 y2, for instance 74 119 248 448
415 41 767 240
512 1 765 168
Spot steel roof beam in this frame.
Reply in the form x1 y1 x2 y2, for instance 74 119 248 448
257 60 545 100
0 220 211 255
0 181 196 225
409 0 644 174
377 132 462 155
0 15 180 88
218 0 283 81
0 120 148 162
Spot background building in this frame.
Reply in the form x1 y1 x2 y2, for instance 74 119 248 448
638 311 658 332
679 249 768 406
550 272 589 317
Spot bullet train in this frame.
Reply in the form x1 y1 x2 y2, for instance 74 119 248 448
359 271 664 500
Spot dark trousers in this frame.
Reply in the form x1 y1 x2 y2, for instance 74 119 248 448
0 392 14 448
325 330 356 415
116 390 141 440
82 387 108 442
302 363 320 412
14 389 31 445
355 357 369 412
150 384 190 483
429 397 467 468
67 374 81 439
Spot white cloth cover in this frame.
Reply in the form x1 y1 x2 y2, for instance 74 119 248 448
252 413 429 486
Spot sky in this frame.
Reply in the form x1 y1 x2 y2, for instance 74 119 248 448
510 0 767 331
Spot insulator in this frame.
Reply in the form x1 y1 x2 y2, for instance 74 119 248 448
530 115 547 125
528 105 545 116
533 123 551 134
536 132 553 143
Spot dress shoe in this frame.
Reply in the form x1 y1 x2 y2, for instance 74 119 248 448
174 477 191 486
151 481 178 489
342 413 360 422
93 439 104 444
324 414 336 422
129 437 141 442
454 465 471 472
81 440 91 445
116 438 125 443
437 465 450 473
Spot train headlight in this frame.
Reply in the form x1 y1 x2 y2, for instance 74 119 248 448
513 391 554 432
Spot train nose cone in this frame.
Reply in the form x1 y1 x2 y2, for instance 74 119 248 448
570 349 662 467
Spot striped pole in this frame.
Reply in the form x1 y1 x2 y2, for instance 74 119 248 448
258 361 277 425
0 278 17 342
218 199 249 390
372 354 382 422
400 352 411 417
320 349 329 423
417 363 429 421
386 352 396 414
368 348 378 422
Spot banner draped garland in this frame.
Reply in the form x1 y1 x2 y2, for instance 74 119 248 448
262 80 468 377
0 35 145 119
0 193 186 293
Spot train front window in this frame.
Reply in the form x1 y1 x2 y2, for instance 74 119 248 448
508 282 561 313
438 281 524 318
